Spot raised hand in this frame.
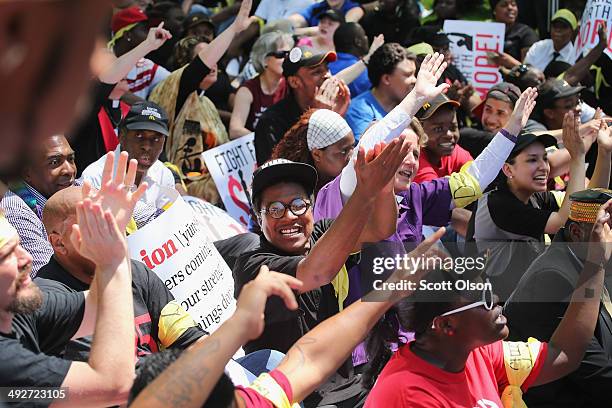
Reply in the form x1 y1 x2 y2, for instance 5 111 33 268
588 199 612 265
82 151 147 233
366 34 384 60
412 52 449 102
597 21 608 49
142 22 172 52
334 79 351 116
70 200 128 269
234 265 303 340
562 110 586 159
505 87 538 135
597 118 612 153
355 135 410 197
233 0 255 33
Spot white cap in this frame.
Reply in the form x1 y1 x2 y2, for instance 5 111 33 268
306 109 352 151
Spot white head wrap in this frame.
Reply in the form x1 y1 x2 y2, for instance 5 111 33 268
306 109 352 151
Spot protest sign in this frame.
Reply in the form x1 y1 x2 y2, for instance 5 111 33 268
127 196 236 334
202 133 256 226
184 195 247 241
443 20 506 98
575 0 612 59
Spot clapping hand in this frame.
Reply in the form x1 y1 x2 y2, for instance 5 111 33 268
81 151 147 233
505 87 538 136
588 199 612 265
562 110 586 159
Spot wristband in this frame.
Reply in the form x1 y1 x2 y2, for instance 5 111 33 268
500 128 517 143
360 57 369 67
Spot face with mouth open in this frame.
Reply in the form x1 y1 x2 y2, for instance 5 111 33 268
394 129 421 192
259 182 314 255
494 0 518 26
503 143 550 194
120 129 166 183
421 106 459 161
0 235 42 317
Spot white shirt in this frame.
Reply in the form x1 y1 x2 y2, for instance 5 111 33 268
255 0 314 22
524 39 576 71
81 146 176 209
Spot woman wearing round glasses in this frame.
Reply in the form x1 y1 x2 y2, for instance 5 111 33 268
229 31 294 139
364 203 612 407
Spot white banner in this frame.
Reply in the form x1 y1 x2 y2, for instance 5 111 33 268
443 20 506 98
127 196 236 334
202 133 256 226
575 0 612 59
184 195 247 241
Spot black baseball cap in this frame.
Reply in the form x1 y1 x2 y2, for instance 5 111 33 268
251 159 318 204
416 94 460 120
472 82 521 120
282 46 336 77
184 12 215 32
537 78 584 107
317 9 345 23
507 133 558 161
121 101 169 136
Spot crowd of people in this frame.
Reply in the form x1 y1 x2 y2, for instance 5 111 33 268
1 0 612 407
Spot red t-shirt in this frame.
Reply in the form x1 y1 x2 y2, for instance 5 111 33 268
365 340 548 408
241 76 288 131
236 369 294 407
414 145 473 183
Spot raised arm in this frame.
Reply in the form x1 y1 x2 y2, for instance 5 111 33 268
532 199 612 386
100 23 171 84
564 22 608 86
339 53 449 198
54 200 134 407
130 266 303 408
199 0 254 69
229 87 255 139
279 228 447 402
588 120 612 188
334 34 384 86
545 111 587 234
296 138 409 292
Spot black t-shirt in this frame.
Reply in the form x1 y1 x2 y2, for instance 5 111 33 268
233 219 339 354
35 257 204 363
204 71 235 112
254 93 303 165
176 56 212 116
504 233 612 407
504 22 539 61
0 290 84 407
68 80 118 176
359 7 420 46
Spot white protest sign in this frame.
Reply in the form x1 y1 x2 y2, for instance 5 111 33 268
575 0 612 59
443 20 506 98
184 195 247 241
202 133 256 226
127 196 236 334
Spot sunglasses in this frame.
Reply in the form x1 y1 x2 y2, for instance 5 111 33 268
265 50 290 59
260 197 311 219
440 279 494 316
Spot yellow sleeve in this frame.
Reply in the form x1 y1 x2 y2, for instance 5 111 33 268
158 301 198 348
247 373 301 408
500 338 543 408
447 161 483 208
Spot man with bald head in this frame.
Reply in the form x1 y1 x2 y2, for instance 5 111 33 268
36 185 206 362
1 135 77 274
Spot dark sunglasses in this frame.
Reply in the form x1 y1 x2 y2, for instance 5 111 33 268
265 50 290 59
260 197 311 219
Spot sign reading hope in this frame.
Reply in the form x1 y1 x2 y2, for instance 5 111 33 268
127 196 236 334
443 20 506 98
202 133 256 226
575 0 612 59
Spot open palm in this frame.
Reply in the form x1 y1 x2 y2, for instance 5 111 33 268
82 151 147 233
413 53 449 101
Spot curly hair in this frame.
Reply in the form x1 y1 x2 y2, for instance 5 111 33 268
270 109 317 166
368 43 416 87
